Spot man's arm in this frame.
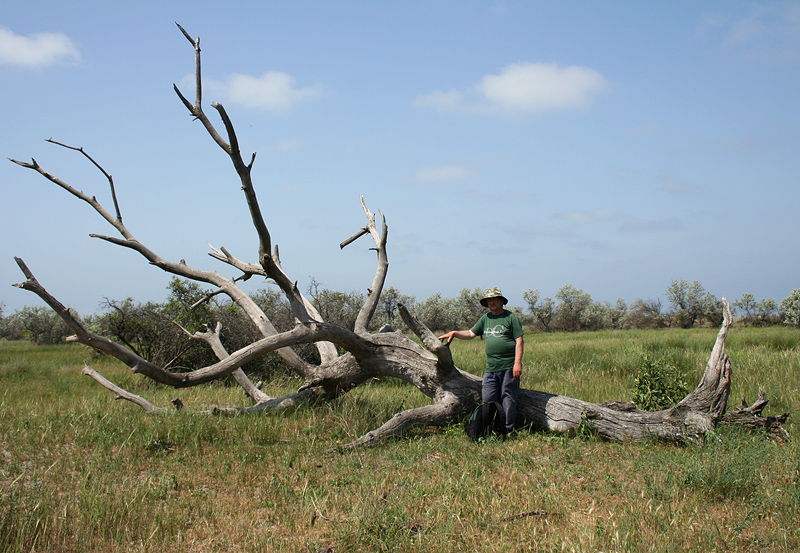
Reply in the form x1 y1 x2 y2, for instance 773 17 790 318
513 335 524 378
438 329 477 343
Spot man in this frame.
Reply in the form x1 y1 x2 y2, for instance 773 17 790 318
439 287 524 433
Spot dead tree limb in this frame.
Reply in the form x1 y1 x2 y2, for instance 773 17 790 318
178 321 270 403
82 362 167 414
720 389 790 440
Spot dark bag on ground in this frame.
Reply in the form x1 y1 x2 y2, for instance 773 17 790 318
464 402 507 440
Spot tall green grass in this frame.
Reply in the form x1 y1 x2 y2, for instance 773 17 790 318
1 326 798 552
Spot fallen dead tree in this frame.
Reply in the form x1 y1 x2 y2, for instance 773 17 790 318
10 25 788 448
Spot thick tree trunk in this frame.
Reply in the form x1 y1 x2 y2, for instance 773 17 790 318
515 300 733 442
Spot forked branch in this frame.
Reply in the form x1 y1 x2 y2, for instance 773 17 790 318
11 138 312 374
350 197 389 334
335 397 462 451
171 26 343 368
9 156 131 240
44 138 123 222
178 321 270 403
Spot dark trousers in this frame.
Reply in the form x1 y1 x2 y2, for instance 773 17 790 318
482 369 519 432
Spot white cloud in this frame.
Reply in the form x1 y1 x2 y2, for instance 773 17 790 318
416 62 608 115
413 164 476 183
0 27 80 67
728 17 770 45
508 189 537 203
518 222 578 240
208 71 322 112
479 63 607 112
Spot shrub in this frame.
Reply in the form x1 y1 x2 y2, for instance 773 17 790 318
1 306 74 345
307 278 365 331
630 348 690 411
411 292 460 332
665 279 722 328
781 289 800 328
554 284 593 331
523 289 555 332
372 286 416 330
623 298 665 329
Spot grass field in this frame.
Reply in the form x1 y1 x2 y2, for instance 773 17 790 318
1 326 798 552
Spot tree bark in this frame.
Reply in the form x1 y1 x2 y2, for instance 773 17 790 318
719 390 790 440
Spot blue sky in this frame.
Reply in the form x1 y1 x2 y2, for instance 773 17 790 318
2 1 799 316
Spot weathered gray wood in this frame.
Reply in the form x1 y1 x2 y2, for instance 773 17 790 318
513 299 734 442
82 362 166 414
720 390 790 440
180 321 270 403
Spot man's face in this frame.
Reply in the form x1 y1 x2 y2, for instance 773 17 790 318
486 297 504 314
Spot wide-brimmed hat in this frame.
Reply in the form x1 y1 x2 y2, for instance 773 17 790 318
480 287 508 307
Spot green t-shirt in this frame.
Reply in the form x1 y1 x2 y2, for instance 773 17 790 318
471 310 524 373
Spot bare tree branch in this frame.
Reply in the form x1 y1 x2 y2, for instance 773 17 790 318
170 27 339 365
84 358 324 416
44 138 123 222
178 321 271 403
335 396 462 450
340 228 369 249
82 362 168 414
720 389 790 440
398 303 457 377
354 197 389 334
10 139 314 373
9 156 131 239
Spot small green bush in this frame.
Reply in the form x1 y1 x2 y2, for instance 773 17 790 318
630 348 690 411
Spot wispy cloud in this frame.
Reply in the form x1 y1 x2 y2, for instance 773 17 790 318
414 90 463 110
415 62 608 115
727 3 800 45
619 217 685 233
626 122 663 138
555 209 620 224
268 138 304 151
508 189 537 203
554 209 684 234
413 164 476 183
205 71 322 112
662 176 698 195
701 3 800 63
0 27 80 67
524 223 578 239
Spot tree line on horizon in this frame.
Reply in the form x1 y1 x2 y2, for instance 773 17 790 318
2 278 799 376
